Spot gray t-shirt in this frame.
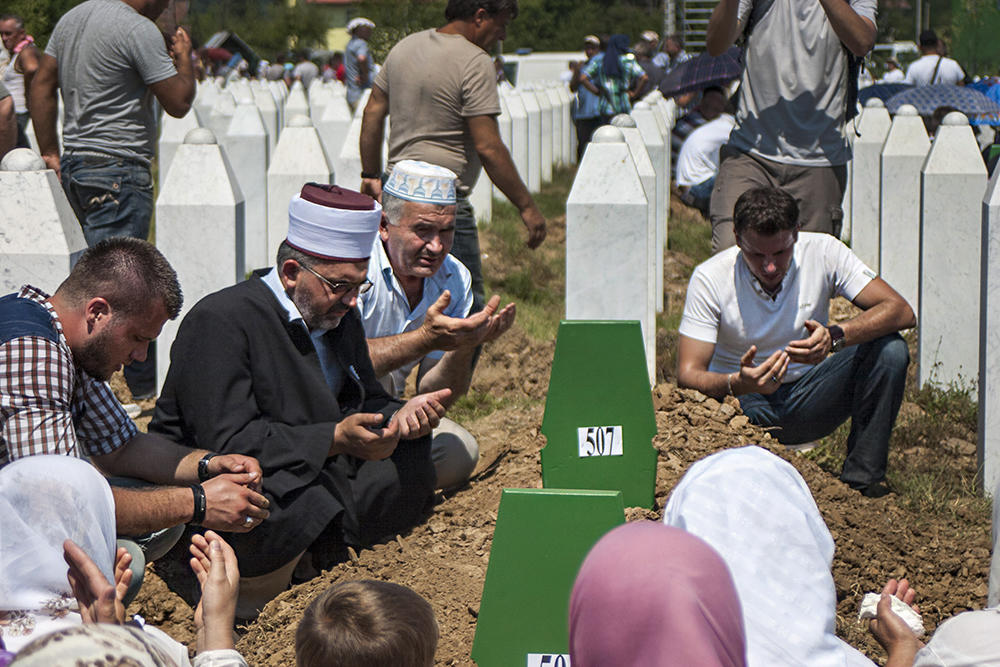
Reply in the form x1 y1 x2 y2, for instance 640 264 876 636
0 82 9 100
727 0 877 166
344 36 371 103
45 0 176 161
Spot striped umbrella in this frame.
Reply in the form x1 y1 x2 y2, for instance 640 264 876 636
658 47 742 98
886 84 1000 125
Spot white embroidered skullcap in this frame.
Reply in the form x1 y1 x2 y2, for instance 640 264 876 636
286 183 382 261
383 160 458 206
347 17 375 32
583 35 600 46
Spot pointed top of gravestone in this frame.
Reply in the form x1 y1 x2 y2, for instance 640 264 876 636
633 101 651 110
610 114 636 128
0 147 46 171
865 97 885 108
896 104 919 117
184 127 217 144
592 126 625 143
943 111 969 126
288 114 313 128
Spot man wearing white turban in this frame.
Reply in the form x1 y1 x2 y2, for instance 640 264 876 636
151 183 451 618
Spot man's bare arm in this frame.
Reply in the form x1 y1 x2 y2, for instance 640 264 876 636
18 46 40 109
415 348 475 408
677 334 732 399
0 96 15 158
818 0 876 57
359 84 389 200
148 28 195 118
842 278 915 344
468 114 546 248
706 0 744 56
27 53 60 172
367 328 436 378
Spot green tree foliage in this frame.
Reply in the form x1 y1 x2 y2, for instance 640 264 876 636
357 0 661 59
3 0 84 48
185 1 328 57
950 0 1000 76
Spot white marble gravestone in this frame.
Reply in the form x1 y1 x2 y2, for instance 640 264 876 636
224 102 269 271
500 90 529 202
613 115 664 313
991 491 1000 606
519 88 542 193
493 94 513 202
251 83 279 156
919 112 988 389
981 167 1000 508
545 84 568 167
284 86 310 126
850 99 891 272
469 170 493 224
193 78 221 127
317 95 353 182
309 83 334 126
337 114 365 191
0 149 87 294
556 84 576 164
156 129 245 389
267 115 333 261
880 105 929 316
352 88 372 118
158 109 200 191
631 101 668 305
532 86 554 183
566 126 655 382
208 90 237 146
267 80 286 129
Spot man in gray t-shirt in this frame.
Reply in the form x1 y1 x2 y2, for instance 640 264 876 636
29 0 195 398
705 0 877 252
344 17 374 111
0 81 14 159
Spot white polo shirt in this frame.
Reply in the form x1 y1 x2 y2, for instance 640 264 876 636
904 54 965 86
679 232 876 382
358 240 473 397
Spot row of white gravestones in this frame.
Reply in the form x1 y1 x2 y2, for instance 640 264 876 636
850 99 891 271
0 149 86 295
631 99 670 313
919 112 987 390
566 126 656 383
880 106 929 315
155 128 246 390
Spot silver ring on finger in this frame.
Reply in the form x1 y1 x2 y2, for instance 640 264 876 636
771 375 780 384
244 516 254 526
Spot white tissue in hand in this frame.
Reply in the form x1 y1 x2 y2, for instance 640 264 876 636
857 592 925 636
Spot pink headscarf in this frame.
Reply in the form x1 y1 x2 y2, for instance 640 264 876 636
569 521 747 667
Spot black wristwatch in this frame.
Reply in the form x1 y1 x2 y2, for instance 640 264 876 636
829 325 846 353
197 453 217 482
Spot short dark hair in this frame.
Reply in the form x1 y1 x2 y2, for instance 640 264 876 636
276 240 317 269
733 187 799 236
56 237 183 319
295 580 438 667
0 14 24 30
919 29 938 48
444 0 519 22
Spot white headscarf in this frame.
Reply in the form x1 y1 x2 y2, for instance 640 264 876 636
913 607 1000 667
0 455 116 653
663 446 874 667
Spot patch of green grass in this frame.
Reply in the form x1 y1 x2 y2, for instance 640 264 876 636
667 204 712 264
447 388 521 422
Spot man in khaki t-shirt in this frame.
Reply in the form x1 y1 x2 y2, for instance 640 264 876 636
360 0 546 315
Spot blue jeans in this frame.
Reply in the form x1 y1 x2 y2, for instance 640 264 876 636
451 195 485 315
738 334 909 489
61 152 156 396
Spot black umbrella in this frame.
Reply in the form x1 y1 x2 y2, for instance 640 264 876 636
658 47 742 98
858 82 912 106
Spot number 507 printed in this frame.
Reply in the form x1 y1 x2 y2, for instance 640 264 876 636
577 425 623 457
527 654 571 667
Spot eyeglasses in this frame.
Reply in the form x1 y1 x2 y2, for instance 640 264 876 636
300 263 373 296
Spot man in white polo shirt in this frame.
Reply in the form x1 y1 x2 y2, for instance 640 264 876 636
359 160 515 489
677 187 915 497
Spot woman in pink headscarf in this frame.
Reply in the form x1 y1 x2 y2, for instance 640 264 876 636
569 521 747 667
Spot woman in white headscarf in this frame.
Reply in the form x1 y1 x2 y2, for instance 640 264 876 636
0 454 120 652
663 445 875 667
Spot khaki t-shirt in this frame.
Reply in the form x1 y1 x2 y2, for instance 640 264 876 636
375 29 500 190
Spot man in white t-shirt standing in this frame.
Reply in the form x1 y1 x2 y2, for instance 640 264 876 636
705 0 877 252
905 29 965 86
677 187 915 497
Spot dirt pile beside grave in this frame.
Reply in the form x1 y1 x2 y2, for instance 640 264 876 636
130 370 991 666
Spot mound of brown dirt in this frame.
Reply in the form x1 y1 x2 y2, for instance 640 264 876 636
131 374 990 666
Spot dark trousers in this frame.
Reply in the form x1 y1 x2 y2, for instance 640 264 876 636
738 334 909 489
575 116 604 163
